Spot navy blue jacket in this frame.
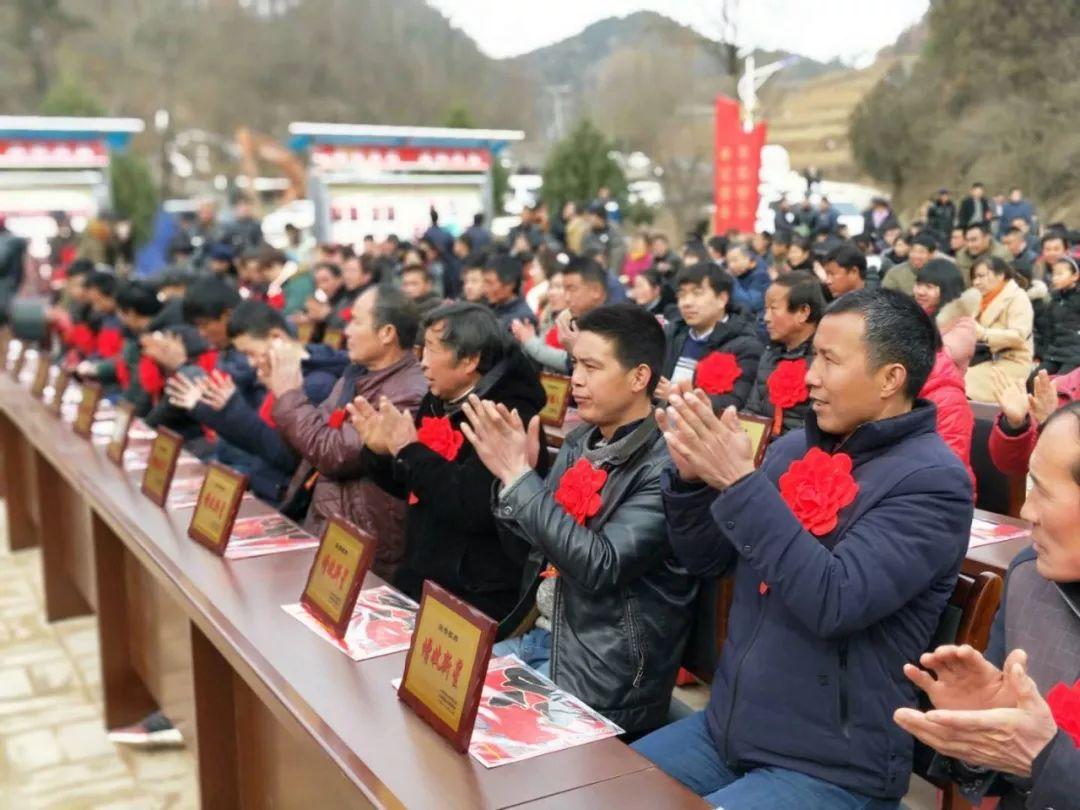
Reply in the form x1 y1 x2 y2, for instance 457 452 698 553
662 402 972 799
730 260 770 315
489 296 537 333
192 344 347 503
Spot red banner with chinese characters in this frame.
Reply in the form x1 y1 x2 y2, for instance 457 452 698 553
713 96 766 234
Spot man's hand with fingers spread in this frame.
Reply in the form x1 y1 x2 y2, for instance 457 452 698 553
460 393 540 487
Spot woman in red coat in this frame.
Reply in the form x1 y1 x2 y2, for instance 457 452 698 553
919 342 976 496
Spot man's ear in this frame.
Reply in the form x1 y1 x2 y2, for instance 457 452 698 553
629 363 652 394
878 362 909 401
458 353 481 377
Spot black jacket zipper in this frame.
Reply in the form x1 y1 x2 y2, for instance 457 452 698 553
838 640 851 738
723 590 769 763
624 595 646 688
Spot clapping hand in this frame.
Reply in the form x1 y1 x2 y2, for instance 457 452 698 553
902 645 1027 712
555 309 578 352
510 318 537 345
267 339 304 396
200 370 236 411
165 372 207 411
143 331 187 373
1030 369 1059 426
657 392 754 490
460 394 540 487
894 650 1058 778
377 396 417 456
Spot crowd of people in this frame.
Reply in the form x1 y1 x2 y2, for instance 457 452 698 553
33 182 1080 809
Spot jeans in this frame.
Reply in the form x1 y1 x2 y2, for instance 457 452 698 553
491 627 551 678
632 712 900 810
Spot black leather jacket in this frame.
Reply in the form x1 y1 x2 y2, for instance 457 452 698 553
494 417 697 734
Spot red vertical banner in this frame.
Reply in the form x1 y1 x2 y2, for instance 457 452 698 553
714 96 767 235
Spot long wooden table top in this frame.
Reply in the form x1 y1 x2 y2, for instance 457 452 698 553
0 371 704 809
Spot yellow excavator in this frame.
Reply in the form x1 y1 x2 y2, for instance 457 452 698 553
234 126 307 209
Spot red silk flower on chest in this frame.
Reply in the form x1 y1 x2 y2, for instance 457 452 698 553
766 358 809 435
694 351 741 396
327 408 347 429
778 447 859 536
1047 679 1080 747
417 416 464 460
409 416 464 505
555 458 608 525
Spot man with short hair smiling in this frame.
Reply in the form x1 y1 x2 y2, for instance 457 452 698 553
656 263 762 408
633 289 973 808
462 303 696 734
745 270 825 434
895 402 1080 809
956 223 1011 287
1034 230 1070 283
823 243 867 298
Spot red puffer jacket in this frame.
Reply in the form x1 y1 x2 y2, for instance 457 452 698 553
919 349 976 497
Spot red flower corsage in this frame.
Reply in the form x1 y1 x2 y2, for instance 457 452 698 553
555 458 608 525
1047 679 1080 747
778 447 859 536
694 352 741 396
96 328 124 358
408 416 464 505
766 358 809 435
416 416 464 461
327 408 347 429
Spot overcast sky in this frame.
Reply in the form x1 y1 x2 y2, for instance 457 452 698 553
428 0 929 66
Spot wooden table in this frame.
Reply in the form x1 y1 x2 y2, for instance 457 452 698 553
0 369 706 810
962 508 1031 579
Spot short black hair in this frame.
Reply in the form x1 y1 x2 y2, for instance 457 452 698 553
372 284 419 349
1042 230 1070 249
912 231 939 251
964 222 989 236
484 255 523 291
637 268 664 291
823 288 936 400
422 301 506 374
182 275 241 323
915 258 966 309
85 270 118 298
770 270 826 324
314 261 342 278
772 230 793 247
227 300 289 340
674 262 734 306
707 235 727 255
825 244 868 279
115 280 162 317
563 256 607 289
576 303 665 396
973 255 1013 280
155 267 197 290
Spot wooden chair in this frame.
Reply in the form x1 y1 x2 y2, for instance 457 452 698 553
912 570 1004 810
970 401 1027 518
